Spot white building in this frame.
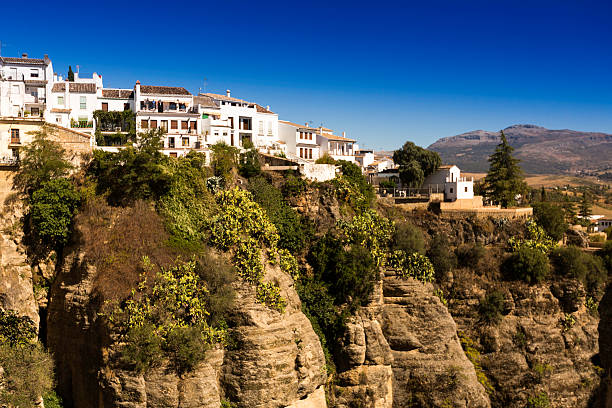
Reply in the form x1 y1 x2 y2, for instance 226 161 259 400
133 82 202 157
355 149 375 169
0 54 53 118
49 72 103 134
201 90 278 150
422 165 474 200
278 120 320 161
596 218 612 232
318 131 356 162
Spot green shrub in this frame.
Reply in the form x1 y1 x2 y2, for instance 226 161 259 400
282 175 308 198
211 142 238 181
194 252 236 327
550 246 606 294
532 202 568 242
333 160 375 210
503 246 550 284
598 240 612 273
43 391 63 408
389 251 435 283
478 290 506 324
315 153 336 164
508 220 556 254
164 325 210 374
0 310 37 346
337 209 394 267
426 235 457 280
120 322 163 373
526 392 551 408
30 178 81 246
392 222 425 255
238 144 261 179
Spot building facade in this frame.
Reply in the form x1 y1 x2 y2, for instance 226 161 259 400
278 120 320 161
0 54 53 118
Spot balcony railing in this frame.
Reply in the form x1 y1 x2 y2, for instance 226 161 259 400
71 120 94 129
10 137 20 144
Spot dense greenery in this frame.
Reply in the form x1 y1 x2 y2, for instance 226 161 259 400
393 141 442 187
503 246 550 284
599 240 612 273
427 235 457 280
238 142 261 178
478 290 506 324
532 202 567 242
483 131 527 207
30 178 81 247
210 142 238 182
0 310 55 408
332 160 375 210
550 246 607 294
508 220 556 254
392 221 426 255
93 109 136 146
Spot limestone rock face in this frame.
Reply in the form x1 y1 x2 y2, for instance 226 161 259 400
47 245 327 408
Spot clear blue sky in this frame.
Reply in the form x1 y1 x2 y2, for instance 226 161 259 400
2 0 611 150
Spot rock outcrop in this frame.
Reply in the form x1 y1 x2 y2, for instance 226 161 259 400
47 240 327 408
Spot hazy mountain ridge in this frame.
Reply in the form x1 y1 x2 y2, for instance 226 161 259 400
428 124 612 174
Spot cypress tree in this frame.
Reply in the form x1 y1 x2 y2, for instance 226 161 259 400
578 189 592 218
67 66 74 81
483 130 527 207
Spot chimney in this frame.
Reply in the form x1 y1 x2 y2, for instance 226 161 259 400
342 131 346 137
266 105 270 111
305 123 309 127
22 53 28 59
226 89 231 97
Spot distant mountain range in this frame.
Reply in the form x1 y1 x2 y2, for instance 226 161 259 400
427 124 612 174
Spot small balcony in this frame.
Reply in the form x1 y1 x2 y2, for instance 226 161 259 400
10 137 20 145
71 119 94 129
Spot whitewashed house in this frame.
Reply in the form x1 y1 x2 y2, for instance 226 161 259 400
596 218 612 232
0 54 53 118
355 149 375 169
318 131 356 162
49 72 103 134
278 120 320 161
422 165 474 200
200 90 278 150
134 82 201 157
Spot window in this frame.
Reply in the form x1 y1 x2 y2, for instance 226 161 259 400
259 121 264 135
267 122 273 135
10 129 20 144
171 120 178 130
168 137 175 148
30 69 39 78
101 103 108 112
182 137 189 147
169 102 177 110
190 121 197 131
299 147 304 158
80 96 87 109
161 120 168 131
465 187 468 192
124 103 130 111
31 107 39 116
57 96 64 106
141 119 148 129
169 152 178 157
140 101 146 110
55 116 61 123
308 149 312 159
181 121 188 130
11 148 19 159
150 120 157 128
450 188 454 194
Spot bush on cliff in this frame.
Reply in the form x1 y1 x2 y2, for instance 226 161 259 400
550 246 607 294
392 221 426 255
427 235 457 281
502 246 550 284
532 202 567 242
478 290 506 324
598 240 612 273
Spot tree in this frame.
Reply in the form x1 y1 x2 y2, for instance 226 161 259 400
483 131 527 207
532 202 568 242
502 246 550 284
30 178 81 246
67 65 74 81
393 141 441 187
540 186 546 202
13 124 73 196
578 189 592 218
210 142 238 181
238 141 261 179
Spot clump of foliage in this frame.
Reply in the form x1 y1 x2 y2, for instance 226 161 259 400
281 174 308 198
248 176 312 253
13 123 73 196
315 153 336 164
549 246 607 295
389 251 435 283
526 392 551 408
598 240 612 273
508 220 556 254
478 290 506 324
30 178 81 247
502 246 550 284
93 109 136 146
210 142 238 182
426 235 457 281
332 160 375 210
455 243 486 268
483 130 527 207
238 141 261 178
0 310 55 408
107 259 226 374
337 209 394 267
532 202 567 242
392 221 425 255
392 141 441 187
209 188 288 312
458 332 494 395
90 129 172 205
157 152 215 245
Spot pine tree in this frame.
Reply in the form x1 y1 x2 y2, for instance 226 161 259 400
483 130 527 207
578 189 592 218
67 66 74 82
540 186 546 202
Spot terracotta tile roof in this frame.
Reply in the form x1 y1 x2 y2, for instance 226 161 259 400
0 56 46 65
255 104 275 114
279 120 316 130
101 89 134 98
202 92 248 103
50 108 71 113
140 85 191 95
51 82 97 93
193 95 218 108
321 133 355 142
